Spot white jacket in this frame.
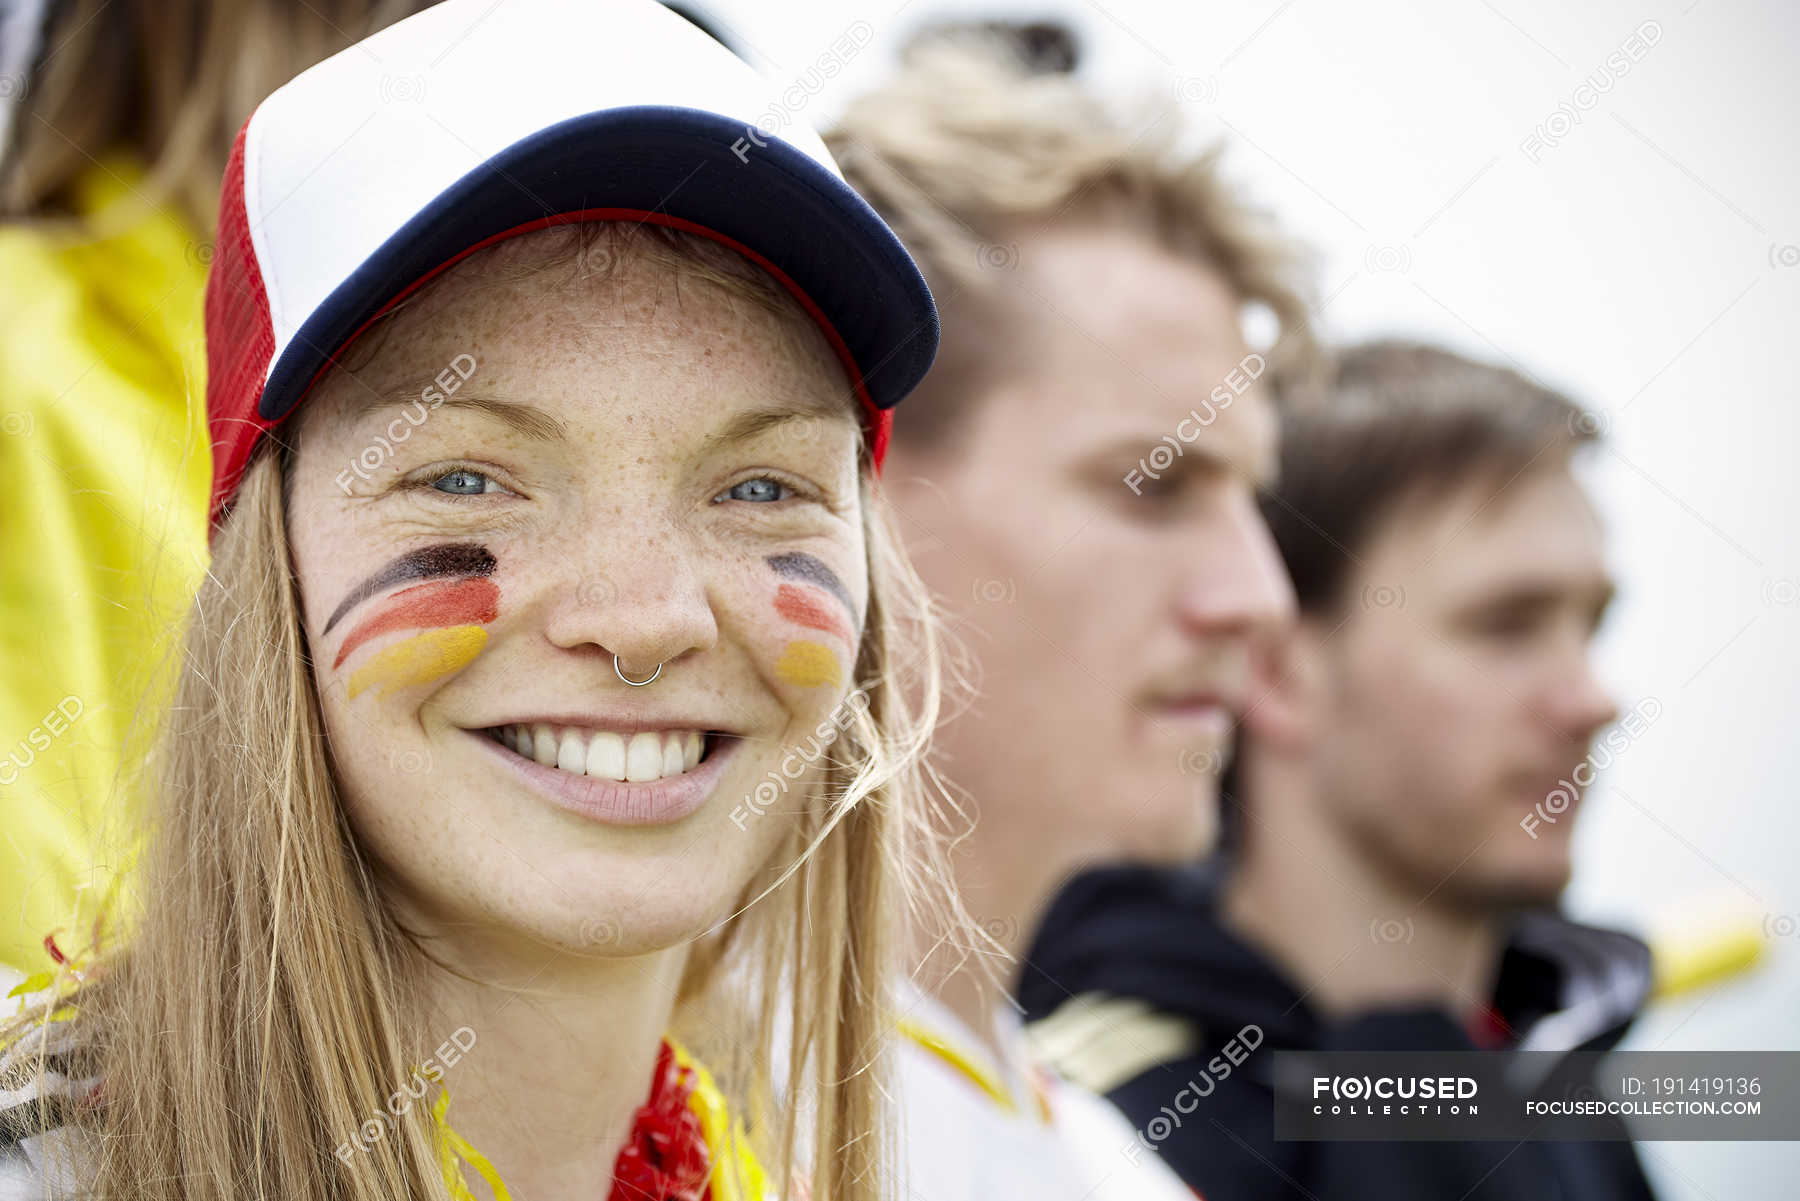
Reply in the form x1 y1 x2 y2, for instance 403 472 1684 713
893 979 1197 1200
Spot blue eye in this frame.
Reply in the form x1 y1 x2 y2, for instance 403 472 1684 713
719 477 791 503
430 468 498 495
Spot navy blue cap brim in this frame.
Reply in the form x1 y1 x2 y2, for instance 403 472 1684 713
260 106 939 422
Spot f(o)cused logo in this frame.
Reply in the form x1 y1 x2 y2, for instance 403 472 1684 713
971 577 1017 604
1370 917 1414 944
580 915 622 949
976 242 1020 271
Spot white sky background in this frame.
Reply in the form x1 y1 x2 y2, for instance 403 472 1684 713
701 0 1800 1195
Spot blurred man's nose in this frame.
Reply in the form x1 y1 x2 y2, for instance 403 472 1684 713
1178 489 1296 637
1550 646 1620 745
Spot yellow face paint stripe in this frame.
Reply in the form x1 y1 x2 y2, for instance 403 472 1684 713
775 639 840 688
347 626 488 700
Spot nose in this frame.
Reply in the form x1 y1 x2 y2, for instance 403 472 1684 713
539 514 718 675
1176 488 1297 640
1545 642 1619 745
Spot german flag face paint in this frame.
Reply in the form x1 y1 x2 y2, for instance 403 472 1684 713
766 552 857 689
772 584 853 645
325 543 500 700
775 639 842 688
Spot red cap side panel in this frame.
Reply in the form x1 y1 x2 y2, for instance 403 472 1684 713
204 117 278 538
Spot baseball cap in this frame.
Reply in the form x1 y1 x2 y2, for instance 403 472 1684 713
203 0 938 535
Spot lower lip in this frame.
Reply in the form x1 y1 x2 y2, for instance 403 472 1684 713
1144 701 1235 740
467 728 740 826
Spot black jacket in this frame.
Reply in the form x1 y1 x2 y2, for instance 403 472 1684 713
1018 859 1660 1201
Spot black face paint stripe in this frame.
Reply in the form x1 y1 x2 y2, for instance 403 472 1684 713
765 552 855 619
322 543 497 635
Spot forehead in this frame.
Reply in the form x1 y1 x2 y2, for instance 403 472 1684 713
304 227 854 438
1359 461 1608 602
986 221 1276 470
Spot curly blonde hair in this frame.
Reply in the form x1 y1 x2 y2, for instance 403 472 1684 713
826 29 1320 449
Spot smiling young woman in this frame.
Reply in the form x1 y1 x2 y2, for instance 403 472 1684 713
0 3 954 1200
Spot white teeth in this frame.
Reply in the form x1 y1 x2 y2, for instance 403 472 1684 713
625 732 663 782
557 729 586 773
586 731 627 781
491 723 709 782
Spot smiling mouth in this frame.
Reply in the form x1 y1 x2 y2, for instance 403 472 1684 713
482 723 725 783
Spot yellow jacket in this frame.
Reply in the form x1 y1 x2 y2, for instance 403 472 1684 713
0 154 212 972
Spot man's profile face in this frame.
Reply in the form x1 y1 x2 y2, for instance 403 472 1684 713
1303 459 1619 908
884 219 1294 917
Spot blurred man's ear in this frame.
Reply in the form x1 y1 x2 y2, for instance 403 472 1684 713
1243 620 1325 755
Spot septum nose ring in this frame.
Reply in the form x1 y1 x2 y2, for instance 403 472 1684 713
613 653 662 687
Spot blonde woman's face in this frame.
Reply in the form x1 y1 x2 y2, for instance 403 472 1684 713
285 231 869 958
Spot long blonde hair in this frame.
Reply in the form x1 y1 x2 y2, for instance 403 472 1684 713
0 223 963 1201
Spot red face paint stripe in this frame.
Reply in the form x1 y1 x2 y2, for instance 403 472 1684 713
332 577 500 669
773 583 854 644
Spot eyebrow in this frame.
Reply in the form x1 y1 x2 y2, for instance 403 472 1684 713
698 394 857 455
356 380 568 442
1466 577 1619 623
1097 435 1275 487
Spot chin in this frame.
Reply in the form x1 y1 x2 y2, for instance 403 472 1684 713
521 889 734 958
505 847 750 952
1524 864 1574 906
1480 858 1574 911
1124 799 1220 866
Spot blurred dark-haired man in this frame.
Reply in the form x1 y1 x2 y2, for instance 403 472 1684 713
1022 340 1659 1201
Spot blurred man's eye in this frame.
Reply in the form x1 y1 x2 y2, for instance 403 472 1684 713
1113 459 1231 517
1464 598 1549 641
1134 474 1185 503
1478 611 1539 639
